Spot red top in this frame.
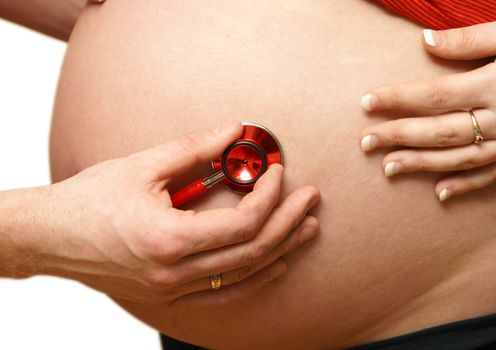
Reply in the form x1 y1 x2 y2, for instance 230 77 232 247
375 0 496 30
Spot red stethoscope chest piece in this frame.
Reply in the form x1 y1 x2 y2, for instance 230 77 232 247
171 122 283 207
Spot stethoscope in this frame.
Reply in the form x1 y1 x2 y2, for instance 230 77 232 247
171 122 283 207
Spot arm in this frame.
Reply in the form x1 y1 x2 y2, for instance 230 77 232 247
0 187 48 278
0 0 94 41
0 123 320 307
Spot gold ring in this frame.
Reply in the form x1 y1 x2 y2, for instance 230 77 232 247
469 109 484 144
211 273 222 290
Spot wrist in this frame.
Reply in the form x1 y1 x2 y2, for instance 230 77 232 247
0 186 53 278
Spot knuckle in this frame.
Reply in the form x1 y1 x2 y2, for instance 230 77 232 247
283 234 300 254
237 216 260 241
242 246 265 266
456 155 477 170
432 126 458 146
389 121 406 145
279 202 303 230
178 132 202 158
138 231 184 264
426 85 450 108
237 226 254 242
386 87 404 109
457 27 478 51
409 153 427 171
254 241 272 256
289 208 306 229
144 269 180 289
246 200 267 219
133 231 160 257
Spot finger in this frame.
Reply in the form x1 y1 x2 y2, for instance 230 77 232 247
149 164 284 263
360 109 496 151
360 63 494 112
169 186 320 283
130 121 243 180
170 216 318 297
170 164 286 258
171 259 287 308
422 22 496 60
382 141 496 176
435 163 496 202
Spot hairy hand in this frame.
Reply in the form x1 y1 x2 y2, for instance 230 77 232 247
39 122 319 307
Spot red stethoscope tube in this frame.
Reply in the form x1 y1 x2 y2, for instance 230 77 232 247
171 122 283 208
171 171 223 207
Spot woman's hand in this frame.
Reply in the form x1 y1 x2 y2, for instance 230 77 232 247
3 122 319 308
359 22 496 201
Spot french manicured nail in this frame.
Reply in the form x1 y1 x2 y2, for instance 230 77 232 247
361 135 379 151
384 162 401 177
439 188 451 202
423 29 443 47
300 225 318 243
361 93 379 111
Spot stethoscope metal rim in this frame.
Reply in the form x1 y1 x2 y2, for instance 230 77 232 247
211 121 284 194
243 121 284 165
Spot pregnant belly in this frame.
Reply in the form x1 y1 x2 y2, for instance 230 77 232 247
50 1 496 349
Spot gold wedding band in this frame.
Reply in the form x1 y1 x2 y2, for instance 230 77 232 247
469 109 484 144
211 273 222 290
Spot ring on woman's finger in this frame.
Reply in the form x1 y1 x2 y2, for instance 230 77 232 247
469 109 485 144
361 109 496 151
211 273 222 290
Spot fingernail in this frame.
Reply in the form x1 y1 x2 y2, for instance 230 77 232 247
361 93 378 111
439 188 451 202
360 135 379 152
384 162 401 177
213 121 238 134
300 225 318 243
423 29 443 47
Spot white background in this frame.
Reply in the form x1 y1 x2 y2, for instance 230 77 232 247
0 20 161 350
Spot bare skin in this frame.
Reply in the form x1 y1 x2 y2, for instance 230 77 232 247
360 22 496 200
0 0 321 313
0 123 320 308
51 0 496 349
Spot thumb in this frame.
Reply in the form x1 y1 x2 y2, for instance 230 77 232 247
422 22 496 60
136 121 243 180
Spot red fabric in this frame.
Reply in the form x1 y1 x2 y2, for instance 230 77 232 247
375 0 496 30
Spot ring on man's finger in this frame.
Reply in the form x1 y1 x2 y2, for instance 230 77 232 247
211 273 222 290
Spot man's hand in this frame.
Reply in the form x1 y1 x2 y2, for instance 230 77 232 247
0 122 320 308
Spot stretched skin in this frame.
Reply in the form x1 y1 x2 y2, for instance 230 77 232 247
50 1 496 349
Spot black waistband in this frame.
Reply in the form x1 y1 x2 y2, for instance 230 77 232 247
347 313 496 350
160 313 496 350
